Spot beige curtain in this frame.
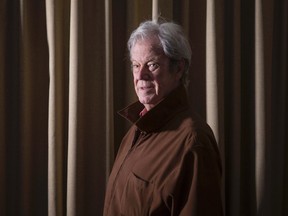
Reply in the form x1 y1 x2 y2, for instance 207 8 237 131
0 0 287 215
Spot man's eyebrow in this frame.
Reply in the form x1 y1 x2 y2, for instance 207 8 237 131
147 55 163 62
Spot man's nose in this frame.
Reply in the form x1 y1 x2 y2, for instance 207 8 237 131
138 66 151 80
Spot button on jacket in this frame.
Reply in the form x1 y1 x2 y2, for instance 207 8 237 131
103 85 223 216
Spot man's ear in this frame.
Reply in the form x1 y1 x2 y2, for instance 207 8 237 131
176 59 185 79
178 59 185 72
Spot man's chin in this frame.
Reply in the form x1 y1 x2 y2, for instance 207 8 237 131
139 96 153 104
139 98 152 104
139 96 161 106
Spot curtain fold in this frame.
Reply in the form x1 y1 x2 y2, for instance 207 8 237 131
104 0 114 182
0 0 288 215
66 0 80 215
0 0 6 214
206 0 219 143
255 0 265 212
270 0 288 215
46 0 69 215
223 0 242 214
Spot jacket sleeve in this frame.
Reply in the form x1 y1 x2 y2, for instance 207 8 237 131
164 145 223 216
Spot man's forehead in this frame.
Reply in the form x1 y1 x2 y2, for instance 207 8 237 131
131 40 164 59
130 49 165 63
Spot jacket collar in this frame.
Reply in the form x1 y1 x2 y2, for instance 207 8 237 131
118 85 190 133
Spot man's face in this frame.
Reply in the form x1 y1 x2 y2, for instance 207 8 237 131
130 37 182 111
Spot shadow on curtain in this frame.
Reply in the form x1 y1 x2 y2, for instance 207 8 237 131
0 0 287 215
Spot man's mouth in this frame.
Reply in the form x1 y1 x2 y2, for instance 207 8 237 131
140 86 153 90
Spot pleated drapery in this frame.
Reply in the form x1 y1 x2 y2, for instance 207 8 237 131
0 0 287 215
46 0 110 215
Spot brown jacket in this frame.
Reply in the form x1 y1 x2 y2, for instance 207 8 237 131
103 85 223 216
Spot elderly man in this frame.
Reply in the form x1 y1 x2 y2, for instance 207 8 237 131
103 20 223 216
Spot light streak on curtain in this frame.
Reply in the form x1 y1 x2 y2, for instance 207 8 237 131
66 0 80 215
152 0 158 21
105 0 114 182
206 0 219 142
255 0 265 212
46 0 68 215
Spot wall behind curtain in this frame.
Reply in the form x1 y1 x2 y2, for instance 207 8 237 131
0 0 287 216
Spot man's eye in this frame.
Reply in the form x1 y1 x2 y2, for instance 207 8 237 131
131 64 139 71
148 63 159 71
